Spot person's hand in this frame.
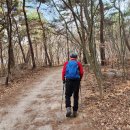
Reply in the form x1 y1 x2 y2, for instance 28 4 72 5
63 80 65 84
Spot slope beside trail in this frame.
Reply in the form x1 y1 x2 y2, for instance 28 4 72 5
0 67 91 130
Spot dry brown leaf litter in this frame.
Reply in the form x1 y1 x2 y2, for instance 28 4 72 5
80 68 130 130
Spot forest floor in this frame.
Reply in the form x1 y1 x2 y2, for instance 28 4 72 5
0 66 130 130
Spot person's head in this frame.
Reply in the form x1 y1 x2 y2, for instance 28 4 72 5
70 53 77 59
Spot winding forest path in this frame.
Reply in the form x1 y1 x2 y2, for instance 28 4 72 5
0 68 91 130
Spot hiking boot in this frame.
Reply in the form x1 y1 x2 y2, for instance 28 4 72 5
72 111 77 117
66 107 71 117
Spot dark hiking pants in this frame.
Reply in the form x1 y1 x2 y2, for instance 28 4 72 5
65 79 80 111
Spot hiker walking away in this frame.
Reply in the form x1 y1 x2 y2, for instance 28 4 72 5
62 53 84 117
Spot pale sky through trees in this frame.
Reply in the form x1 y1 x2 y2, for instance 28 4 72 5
26 0 129 22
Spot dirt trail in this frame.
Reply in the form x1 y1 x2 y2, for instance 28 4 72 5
0 68 91 130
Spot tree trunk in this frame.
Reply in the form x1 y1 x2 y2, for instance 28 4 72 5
113 0 130 52
13 17 26 63
37 3 52 66
84 0 103 97
80 1 87 64
99 0 106 66
66 27 69 61
0 36 5 76
23 0 36 69
5 0 15 85
25 48 31 64
35 42 38 62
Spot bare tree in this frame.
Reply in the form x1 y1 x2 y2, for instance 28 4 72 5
13 17 26 63
5 0 15 85
37 2 52 66
23 0 36 69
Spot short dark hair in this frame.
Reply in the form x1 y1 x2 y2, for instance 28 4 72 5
70 53 77 58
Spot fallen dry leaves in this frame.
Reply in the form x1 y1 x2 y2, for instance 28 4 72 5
81 67 130 130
